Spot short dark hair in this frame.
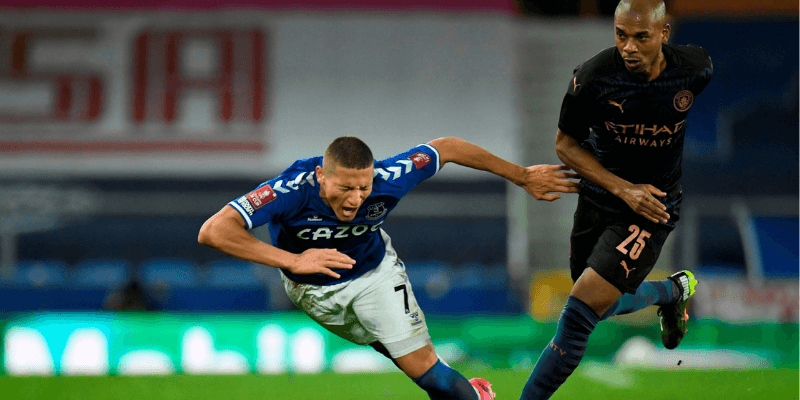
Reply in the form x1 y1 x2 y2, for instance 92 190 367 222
323 136 374 174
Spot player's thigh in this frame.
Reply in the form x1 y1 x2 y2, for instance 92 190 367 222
281 273 376 345
587 219 673 294
352 260 430 359
569 196 609 283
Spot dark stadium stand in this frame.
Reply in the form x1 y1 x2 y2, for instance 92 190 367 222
1 18 796 313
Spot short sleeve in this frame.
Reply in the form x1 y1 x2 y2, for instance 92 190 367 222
227 173 311 229
557 81 593 142
694 51 714 96
682 44 714 96
372 143 440 198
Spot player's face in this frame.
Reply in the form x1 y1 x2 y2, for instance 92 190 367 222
614 12 670 80
316 164 373 222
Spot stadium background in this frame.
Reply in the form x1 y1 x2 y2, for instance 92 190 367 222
0 0 797 399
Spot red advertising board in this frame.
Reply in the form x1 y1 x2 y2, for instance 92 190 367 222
0 23 269 154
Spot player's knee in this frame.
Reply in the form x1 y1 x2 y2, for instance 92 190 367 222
369 341 392 360
571 268 622 315
395 344 438 379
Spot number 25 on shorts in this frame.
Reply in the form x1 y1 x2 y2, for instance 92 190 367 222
615 224 651 260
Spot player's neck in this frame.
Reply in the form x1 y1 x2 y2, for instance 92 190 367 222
646 51 667 81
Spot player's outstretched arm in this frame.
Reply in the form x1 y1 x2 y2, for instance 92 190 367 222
198 206 355 278
555 130 670 223
428 136 580 201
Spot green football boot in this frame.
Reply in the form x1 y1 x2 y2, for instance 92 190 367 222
657 270 698 350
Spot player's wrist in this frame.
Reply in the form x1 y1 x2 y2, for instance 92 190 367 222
283 254 303 272
607 182 628 199
510 164 527 187
265 248 299 272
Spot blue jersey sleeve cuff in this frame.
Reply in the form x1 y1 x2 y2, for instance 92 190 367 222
419 143 441 175
227 201 254 229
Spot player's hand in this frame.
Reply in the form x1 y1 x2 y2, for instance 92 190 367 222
619 184 670 224
289 248 355 279
521 164 581 201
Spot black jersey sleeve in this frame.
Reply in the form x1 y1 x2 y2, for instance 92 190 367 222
557 74 593 142
680 44 714 95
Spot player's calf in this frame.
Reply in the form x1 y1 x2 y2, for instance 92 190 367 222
520 295 601 400
413 358 484 400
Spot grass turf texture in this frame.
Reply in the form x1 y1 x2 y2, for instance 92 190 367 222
1 367 797 400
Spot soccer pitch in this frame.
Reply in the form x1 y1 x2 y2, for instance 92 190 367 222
1 366 796 400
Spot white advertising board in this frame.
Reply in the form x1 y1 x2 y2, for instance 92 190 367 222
0 12 516 179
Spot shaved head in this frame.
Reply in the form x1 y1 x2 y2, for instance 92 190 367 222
613 0 670 80
615 0 666 26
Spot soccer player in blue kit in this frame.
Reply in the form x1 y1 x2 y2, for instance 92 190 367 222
199 136 581 400
519 0 713 399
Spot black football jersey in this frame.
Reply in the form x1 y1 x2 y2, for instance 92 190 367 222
558 43 713 213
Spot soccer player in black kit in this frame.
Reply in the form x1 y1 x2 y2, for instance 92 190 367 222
520 0 713 399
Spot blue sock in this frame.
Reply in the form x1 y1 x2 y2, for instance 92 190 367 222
520 296 600 400
600 279 677 320
413 359 477 400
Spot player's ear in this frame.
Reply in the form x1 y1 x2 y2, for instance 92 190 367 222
315 165 325 185
661 23 670 44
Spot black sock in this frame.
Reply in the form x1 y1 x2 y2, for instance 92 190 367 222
600 279 677 320
520 296 600 400
413 359 477 400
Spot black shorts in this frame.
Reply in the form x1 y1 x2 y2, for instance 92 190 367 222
569 195 677 294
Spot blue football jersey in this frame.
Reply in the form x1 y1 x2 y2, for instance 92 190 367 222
228 144 441 285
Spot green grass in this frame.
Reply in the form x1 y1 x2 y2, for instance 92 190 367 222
0 367 797 400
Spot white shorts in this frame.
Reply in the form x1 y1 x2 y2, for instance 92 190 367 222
281 230 431 358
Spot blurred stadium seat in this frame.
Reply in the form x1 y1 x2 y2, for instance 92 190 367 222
205 260 263 288
11 260 69 287
137 259 270 312
404 261 452 297
451 263 508 289
139 258 200 287
166 287 270 312
73 259 131 288
0 260 111 311
404 261 522 313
